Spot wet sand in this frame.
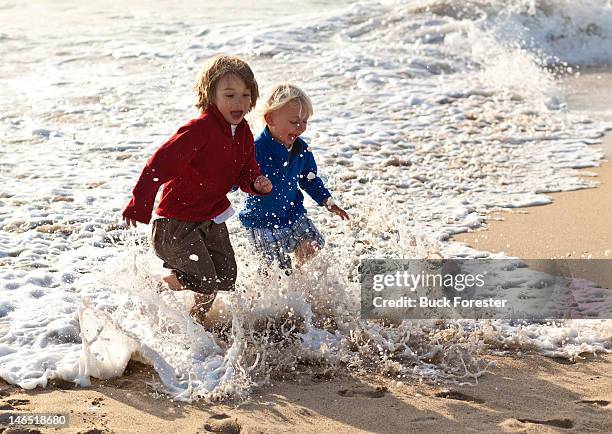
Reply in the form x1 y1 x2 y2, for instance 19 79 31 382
455 69 612 288
0 354 610 433
454 134 612 261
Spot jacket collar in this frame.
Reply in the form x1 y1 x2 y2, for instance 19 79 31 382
205 103 246 137
261 126 305 154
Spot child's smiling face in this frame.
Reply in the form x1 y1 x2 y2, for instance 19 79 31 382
265 99 309 147
213 74 252 125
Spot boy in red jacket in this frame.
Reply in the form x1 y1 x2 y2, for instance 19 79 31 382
123 55 272 323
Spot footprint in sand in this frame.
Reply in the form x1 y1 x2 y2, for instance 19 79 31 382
202 413 242 434
578 399 609 407
5 399 29 406
3 428 43 434
435 389 484 404
77 429 113 434
551 356 577 365
49 378 78 390
90 397 104 407
337 386 388 398
0 398 30 409
516 418 574 429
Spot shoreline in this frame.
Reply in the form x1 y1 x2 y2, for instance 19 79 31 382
455 69 612 287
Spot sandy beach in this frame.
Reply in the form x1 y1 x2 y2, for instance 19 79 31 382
1 353 610 433
456 69 612 261
455 69 612 289
455 133 612 260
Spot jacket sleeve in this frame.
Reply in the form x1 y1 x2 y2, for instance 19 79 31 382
298 150 331 206
237 130 265 195
122 123 207 223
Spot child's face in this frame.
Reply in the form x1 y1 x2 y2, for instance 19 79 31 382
213 74 251 125
266 100 309 147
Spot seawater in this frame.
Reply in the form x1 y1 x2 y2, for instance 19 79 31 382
0 0 611 400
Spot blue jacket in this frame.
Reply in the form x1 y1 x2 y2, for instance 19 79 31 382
239 126 331 228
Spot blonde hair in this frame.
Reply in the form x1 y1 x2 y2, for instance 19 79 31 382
194 54 259 114
261 83 314 124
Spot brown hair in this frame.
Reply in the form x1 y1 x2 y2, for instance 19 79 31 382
194 54 259 114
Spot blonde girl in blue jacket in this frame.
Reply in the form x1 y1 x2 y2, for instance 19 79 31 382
239 83 349 271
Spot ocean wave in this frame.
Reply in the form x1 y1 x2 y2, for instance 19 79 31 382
409 0 612 67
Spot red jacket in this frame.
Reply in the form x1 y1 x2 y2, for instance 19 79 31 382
123 104 262 224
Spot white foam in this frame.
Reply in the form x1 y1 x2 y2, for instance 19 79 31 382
0 0 610 400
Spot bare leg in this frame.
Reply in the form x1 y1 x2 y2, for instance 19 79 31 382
163 274 186 291
190 292 217 325
163 274 216 324
294 239 320 268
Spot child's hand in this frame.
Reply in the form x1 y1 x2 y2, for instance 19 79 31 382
328 204 350 220
324 198 350 220
254 175 272 194
123 216 139 228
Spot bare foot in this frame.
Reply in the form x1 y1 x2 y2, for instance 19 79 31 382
294 239 321 267
190 292 217 325
163 274 187 291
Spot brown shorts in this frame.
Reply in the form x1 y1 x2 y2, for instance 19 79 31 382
151 218 237 294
